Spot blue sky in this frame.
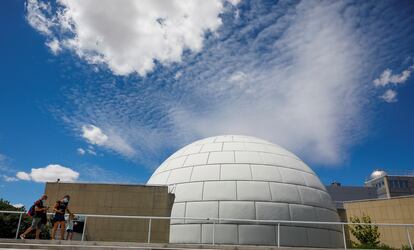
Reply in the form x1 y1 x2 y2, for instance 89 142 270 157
1 0 414 207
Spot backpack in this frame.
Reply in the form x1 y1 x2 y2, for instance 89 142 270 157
27 204 35 217
27 200 41 217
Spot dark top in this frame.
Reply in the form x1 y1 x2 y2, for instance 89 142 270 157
54 200 68 215
34 199 45 218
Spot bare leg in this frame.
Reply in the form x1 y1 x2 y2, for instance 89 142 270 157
35 229 41 239
60 222 65 240
51 222 59 240
69 232 73 240
22 226 33 236
21 226 33 238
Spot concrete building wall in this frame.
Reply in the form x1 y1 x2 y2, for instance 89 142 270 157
325 185 377 209
365 175 414 199
344 196 414 248
387 176 414 198
44 183 174 243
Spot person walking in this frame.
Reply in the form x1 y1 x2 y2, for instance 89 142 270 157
51 195 71 240
20 194 48 240
65 213 75 240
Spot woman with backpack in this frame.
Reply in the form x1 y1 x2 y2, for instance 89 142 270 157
51 195 72 240
20 194 48 240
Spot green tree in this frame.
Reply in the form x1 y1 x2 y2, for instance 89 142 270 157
0 198 29 238
0 198 52 239
349 214 381 248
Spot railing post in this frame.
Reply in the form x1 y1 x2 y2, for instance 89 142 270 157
342 224 347 250
81 216 88 241
147 218 152 243
407 226 413 250
212 220 215 245
277 223 280 248
15 213 23 239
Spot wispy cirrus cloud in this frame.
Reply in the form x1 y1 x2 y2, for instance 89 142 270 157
2 175 18 182
79 165 140 184
77 146 96 156
0 154 7 171
0 153 16 176
28 1 414 166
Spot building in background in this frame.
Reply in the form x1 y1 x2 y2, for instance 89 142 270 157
325 182 377 222
45 183 174 243
344 196 414 248
326 181 377 208
325 170 414 248
41 140 414 248
364 170 414 198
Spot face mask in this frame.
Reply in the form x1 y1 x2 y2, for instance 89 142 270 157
63 198 69 203
41 200 45 205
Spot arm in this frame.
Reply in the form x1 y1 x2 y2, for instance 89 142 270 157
34 206 46 212
66 207 72 214
34 201 47 212
53 202 62 214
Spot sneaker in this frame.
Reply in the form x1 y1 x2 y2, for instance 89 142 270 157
19 234 25 239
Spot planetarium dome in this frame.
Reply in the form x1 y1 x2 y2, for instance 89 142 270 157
147 135 342 247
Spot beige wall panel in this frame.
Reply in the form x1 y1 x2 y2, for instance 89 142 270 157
45 183 173 243
344 196 414 248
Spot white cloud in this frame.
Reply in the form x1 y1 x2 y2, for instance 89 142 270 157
77 146 97 156
13 203 24 209
82 124 108 145
46 39 61 55
228 71 247 82
77 148 85 155
174 71 182 80
373 65 414 87
16 172 31 181
380 89 398 103
2 175 18 182
57 1 373 165
26 0 239 76
45 1 414 166
81 124 135 157
25 0 53 35
86 146 97 156
16 164 79 183
165 1 370 164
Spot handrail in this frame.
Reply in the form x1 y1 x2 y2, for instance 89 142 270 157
1 210 412 250
1 210 413 227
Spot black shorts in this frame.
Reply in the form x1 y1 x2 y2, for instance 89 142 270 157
53 214 65 222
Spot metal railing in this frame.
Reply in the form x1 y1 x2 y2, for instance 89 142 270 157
1 210 413 249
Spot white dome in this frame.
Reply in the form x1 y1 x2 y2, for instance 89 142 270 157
147 135 342 247
369 169 387 180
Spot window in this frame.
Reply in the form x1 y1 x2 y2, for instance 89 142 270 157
400 180 409 188
389 180 400 188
